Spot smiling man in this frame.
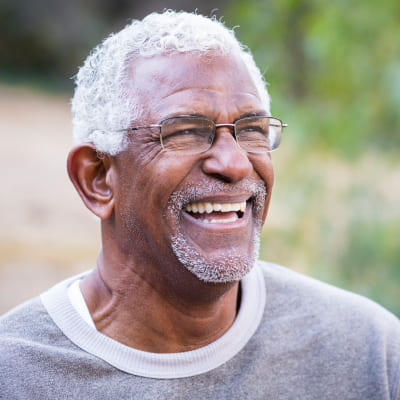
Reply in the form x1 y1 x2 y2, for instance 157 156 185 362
1 11 400 400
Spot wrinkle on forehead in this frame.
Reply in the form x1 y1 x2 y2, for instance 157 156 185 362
126 52 264 123
155 90 264 122
160 86 258 100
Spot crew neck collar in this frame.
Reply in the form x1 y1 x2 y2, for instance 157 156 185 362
41 264 266 379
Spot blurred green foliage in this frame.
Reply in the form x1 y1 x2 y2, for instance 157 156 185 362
226 0 400 156
258 147 400 316
225 0 400 315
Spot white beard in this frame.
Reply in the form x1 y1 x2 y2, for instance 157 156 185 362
168 180 266 283
171 229 261 283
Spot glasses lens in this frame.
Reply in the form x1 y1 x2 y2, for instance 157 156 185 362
235 117 282 153
160 117 214 154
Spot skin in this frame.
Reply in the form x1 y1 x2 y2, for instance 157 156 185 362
67 51 274 353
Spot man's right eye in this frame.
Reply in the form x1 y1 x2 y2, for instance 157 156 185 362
237 125 268 136
163 127 209 139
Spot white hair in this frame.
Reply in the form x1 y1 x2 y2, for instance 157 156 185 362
71 10 271 155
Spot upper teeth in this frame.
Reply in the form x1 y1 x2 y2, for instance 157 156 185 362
185 201 246 214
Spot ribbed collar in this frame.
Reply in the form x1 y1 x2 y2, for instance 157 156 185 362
41 263 266 379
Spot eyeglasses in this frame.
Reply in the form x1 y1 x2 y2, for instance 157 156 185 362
124 115 287 155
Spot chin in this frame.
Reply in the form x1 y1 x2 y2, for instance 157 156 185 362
171 230 261 283
167 178 266 283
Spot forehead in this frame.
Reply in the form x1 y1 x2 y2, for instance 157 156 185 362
127 52 264 121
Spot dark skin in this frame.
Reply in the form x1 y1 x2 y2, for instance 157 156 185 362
67 52 274 353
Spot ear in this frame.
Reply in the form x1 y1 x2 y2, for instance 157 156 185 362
67 143 115 220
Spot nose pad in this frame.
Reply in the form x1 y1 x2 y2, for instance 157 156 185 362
226 126 237 142
202 128 252 183
209 126 239 151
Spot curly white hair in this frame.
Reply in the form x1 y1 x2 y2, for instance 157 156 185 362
71 10 271 155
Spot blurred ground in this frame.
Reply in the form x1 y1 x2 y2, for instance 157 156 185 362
1 84 399 316
0 84 99 313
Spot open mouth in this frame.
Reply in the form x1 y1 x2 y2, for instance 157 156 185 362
183 200 249 224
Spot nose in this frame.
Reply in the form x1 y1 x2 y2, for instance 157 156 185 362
201 127 252 183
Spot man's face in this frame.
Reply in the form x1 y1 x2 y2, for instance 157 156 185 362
110 52 274 285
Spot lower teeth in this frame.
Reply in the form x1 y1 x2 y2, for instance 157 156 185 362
203 215 238 224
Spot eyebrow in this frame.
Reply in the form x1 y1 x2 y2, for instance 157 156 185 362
238 110 268 119
161 113 206 120
163 111 268 121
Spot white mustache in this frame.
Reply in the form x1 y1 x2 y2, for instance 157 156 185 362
167 179 267 214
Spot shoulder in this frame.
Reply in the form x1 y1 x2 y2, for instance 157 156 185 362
258 260 398 317
0 298 56 388
0 296 79 364
0 293 112 398
256 260 400 395
257 260 400 332
0 297 49 337
0 297 64 355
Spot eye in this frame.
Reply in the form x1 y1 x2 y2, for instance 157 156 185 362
234 117 273 152
158 116 215 154
236 123 268 138
164 127 208 139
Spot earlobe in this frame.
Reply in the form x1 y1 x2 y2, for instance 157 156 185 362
67 143 115 219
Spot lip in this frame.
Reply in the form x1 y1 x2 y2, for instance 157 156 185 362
183 193 253 206
181 199 252 232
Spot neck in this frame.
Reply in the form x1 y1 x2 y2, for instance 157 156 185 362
80 252 240 353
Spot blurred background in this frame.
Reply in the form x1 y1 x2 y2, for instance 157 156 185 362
0 0 399 316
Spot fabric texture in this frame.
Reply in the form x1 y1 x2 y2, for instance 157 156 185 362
1 261 400 400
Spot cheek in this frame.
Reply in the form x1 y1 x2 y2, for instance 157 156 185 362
251 155 274 189
150 153 198 186
250 155 274 220
119 152 198 212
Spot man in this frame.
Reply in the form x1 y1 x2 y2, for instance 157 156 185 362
1 10 399 399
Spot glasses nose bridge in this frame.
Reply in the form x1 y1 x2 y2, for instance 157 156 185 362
213 122 237 142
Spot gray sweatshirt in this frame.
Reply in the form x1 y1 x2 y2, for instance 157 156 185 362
1 262 400 399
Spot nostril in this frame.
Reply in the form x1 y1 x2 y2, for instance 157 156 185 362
212 172 234 183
